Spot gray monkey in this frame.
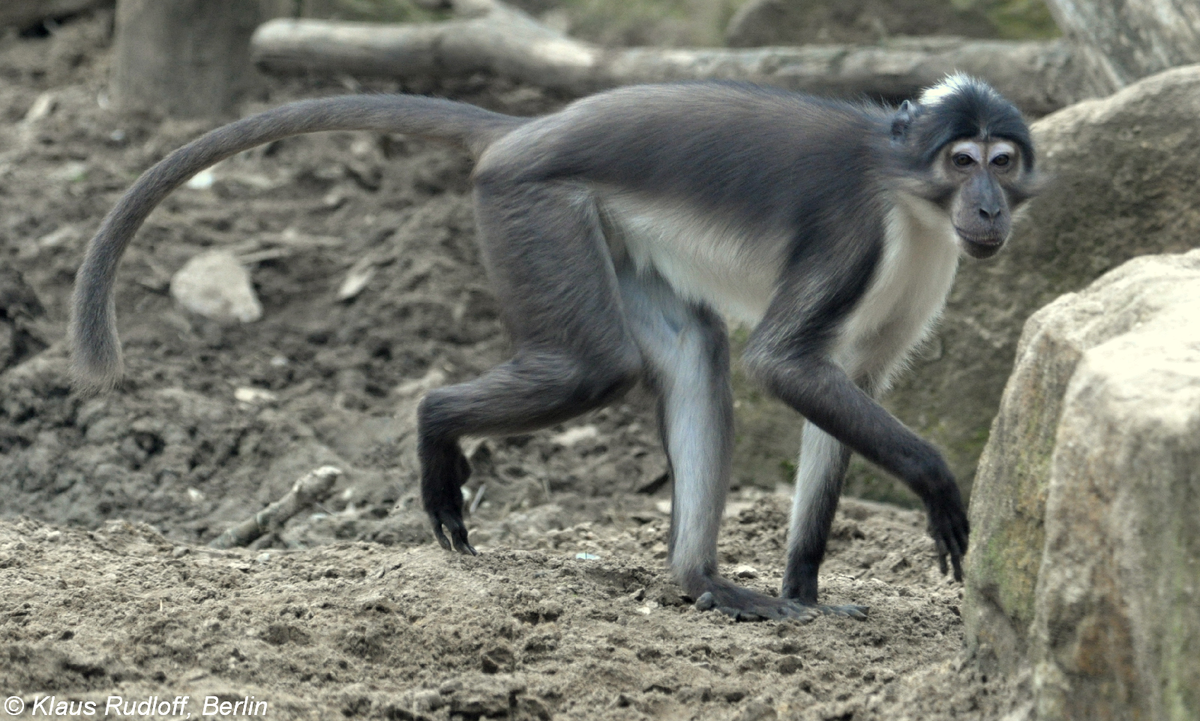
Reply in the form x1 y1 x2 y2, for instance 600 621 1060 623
72 74 1039 621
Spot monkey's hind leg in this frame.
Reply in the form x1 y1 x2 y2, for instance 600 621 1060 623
619 271 817 623
419 352 638 553
780 421 869 619
419 180 642 555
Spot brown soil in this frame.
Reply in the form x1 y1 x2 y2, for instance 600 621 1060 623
0 12 1027 720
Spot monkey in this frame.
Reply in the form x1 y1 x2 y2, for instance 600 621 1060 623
71 73 1038 622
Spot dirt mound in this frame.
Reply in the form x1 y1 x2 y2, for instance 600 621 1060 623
0 12 1026 719
3 497 1012 720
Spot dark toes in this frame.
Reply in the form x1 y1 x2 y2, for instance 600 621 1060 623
824 603 869 620
693 590 817 623
787 601 869 620
450 529 478 556
433 526 453 552
783 601 820 623
429 511 475 555
724 608 765 622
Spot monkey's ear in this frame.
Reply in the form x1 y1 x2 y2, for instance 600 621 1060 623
891 100 917 142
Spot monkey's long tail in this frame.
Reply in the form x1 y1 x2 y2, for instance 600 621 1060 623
70 94 524 392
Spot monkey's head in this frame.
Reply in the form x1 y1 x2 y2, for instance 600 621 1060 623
903 74 1040 259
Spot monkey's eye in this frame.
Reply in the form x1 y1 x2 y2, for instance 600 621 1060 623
952 153 975 168
991 153 1011 167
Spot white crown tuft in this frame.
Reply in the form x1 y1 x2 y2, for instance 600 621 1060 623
918 73 996 106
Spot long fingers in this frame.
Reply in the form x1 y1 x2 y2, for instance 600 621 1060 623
931 510 968 582
430 511 478 556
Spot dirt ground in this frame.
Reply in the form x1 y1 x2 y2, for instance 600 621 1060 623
0 12 1030 720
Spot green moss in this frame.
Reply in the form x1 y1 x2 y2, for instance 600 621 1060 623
982 0 1060 39
1162 486 1200 721
951 0 1059 39
964 426 992 459
978 516 1043 625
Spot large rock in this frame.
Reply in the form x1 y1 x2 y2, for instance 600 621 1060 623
965 250 1200 721
1044 0 1200 95
884 64 1200 496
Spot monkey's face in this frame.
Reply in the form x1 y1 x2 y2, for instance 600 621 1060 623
943 139 1026 259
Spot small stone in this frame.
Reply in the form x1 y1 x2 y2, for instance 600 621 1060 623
185 168 215 189
413 689 443 712
24 92 56 122
549 425 598 446
609 693 633 708
480 644 514 674
734 700 778 721
776 656 803 674
733 564 760 579
235 387 278 404
170 251 262 323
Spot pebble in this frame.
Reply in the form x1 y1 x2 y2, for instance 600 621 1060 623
170 251 262 323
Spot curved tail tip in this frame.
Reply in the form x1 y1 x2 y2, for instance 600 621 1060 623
67 325 124 395
69 355 123 395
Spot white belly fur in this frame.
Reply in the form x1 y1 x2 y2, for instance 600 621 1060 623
597 190 959 383
835 192 960 386
598 192 784 325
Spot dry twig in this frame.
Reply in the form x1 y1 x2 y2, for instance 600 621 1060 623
208 466 343 549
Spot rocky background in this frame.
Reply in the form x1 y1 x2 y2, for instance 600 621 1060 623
0 10 1019 721
2 1 1199 719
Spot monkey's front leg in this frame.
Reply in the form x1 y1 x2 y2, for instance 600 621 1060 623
747 350 970 598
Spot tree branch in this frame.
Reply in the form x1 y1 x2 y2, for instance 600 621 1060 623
250 0 1089 113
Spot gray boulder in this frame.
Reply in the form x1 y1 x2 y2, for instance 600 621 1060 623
965 249 1200 721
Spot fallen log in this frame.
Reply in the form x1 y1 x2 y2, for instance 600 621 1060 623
250 0 1088 114
0 0 110 30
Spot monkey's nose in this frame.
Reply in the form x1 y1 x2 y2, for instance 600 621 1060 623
978 205 1001 221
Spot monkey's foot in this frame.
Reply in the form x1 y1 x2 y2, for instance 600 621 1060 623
419 439 477 556
798 602 869 620
692 583 819 623
428 508 477 556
